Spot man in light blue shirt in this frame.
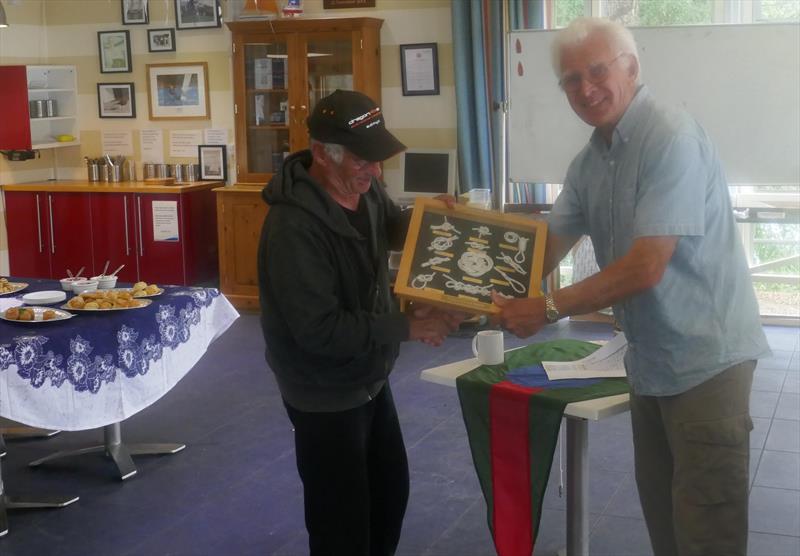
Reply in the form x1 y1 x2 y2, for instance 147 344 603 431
494 17 770 556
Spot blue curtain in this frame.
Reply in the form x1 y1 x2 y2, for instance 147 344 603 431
452 0 546 202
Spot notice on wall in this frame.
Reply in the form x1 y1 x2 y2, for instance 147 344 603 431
101 131 134 156
140 129 165 163
169 130 203 158
152 200 179 242
204 128 228 145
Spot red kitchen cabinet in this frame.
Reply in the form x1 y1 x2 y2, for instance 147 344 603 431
134 193 185 286
47 192 94 279
0 66 32 150
4 191 93 279
91 193 139 283
133 190 218 286
3 182 218 286
4 191 51 278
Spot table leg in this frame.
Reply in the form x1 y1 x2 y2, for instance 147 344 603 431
0 455 79 537
0 433 5 459
28 422 185 481
566 416 589 556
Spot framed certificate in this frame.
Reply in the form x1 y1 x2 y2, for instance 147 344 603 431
400 43 440 96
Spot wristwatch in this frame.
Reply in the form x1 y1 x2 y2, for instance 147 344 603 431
543 294 561 324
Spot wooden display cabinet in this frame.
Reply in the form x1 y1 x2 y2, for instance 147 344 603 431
227 17 383 184
218 17 383 309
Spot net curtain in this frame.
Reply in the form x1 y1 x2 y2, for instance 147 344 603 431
452 0 545 201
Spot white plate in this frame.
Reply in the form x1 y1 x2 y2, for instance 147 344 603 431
21 290 67 305
61 298 153 312
0 282 28 296
1 306 74 323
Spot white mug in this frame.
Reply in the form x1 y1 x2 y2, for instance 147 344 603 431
472 330 505 365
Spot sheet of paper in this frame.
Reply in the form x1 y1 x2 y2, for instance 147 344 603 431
204 128 228 145
152 200 179 242
101 131 134 156
169 129 203 158
140 129 164 163
543 333 628 380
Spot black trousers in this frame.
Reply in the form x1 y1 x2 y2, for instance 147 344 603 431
284 385 410 556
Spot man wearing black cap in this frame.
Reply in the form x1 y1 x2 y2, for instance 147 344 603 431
258 90 463 556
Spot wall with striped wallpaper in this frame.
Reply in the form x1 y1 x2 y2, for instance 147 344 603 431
0 0 456 275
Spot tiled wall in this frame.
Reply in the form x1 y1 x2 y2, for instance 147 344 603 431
0 0 457 274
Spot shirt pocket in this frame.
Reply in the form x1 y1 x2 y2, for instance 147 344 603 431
680 414 753 505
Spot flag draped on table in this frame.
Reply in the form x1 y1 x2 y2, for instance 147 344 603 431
456 339 630 556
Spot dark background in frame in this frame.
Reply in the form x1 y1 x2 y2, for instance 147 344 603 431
407 211 536 302
323 0 376 8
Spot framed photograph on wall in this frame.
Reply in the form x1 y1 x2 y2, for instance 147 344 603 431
148 28 176 52
400 43 440 96
97 83 136 118
122 0 149 24
146 62 210 120
174 0 221 30
98 30 132 73
198 144 227 181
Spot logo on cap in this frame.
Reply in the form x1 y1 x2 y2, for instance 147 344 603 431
348 107 382 129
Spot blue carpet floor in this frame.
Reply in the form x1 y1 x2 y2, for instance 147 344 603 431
1 313 798 555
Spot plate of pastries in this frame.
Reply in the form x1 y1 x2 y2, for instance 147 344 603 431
2 306 74 323
129 281 163 298
63 290 152 311
0 277 28 296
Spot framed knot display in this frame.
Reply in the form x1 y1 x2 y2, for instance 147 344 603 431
394 198 548 315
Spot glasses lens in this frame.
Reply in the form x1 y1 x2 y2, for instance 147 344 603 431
560 74 581 92
587 62 609 83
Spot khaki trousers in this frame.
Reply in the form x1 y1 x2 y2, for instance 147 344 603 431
630 360 756 556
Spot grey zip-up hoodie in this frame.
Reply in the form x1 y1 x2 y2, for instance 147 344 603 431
258 150 410 411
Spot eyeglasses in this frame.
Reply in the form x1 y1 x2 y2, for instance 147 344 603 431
559 53 626 93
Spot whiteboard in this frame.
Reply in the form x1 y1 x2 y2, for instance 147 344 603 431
508 24 800 185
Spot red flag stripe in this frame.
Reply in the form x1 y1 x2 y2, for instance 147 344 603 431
489 381 543 556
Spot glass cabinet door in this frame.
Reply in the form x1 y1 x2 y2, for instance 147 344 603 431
244 39 290 175
304 33 354 117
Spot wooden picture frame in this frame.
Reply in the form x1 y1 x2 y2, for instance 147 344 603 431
400 43 440 96
122 0 149 24
148 28 176 52
97 83 136 118
174 0 222 30
394 198 548 315
98 30 132 73
146 62 210 120
198 144 227 181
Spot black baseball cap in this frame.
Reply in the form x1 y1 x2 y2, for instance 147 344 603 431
307 90 406 162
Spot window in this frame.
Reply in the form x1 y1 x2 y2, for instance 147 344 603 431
541 0 799 322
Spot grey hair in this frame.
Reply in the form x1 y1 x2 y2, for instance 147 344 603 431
310 139 345 165
550 17 639 78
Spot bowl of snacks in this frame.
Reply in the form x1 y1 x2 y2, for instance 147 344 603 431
60 276 87 291
91 275 118 289
71 279 99 294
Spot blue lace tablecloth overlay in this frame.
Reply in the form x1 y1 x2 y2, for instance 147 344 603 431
0 280 239 431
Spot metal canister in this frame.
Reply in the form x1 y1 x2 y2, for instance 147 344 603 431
155 164 171 178
143 163 156 179
172 164 185 182
45 99 57 117
109 164 122 182
87 163 101 182
29 100 45 118
184 163 200 182
125 159 136 181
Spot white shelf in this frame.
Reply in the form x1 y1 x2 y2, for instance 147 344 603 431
25 65 79 150
31 140 80 149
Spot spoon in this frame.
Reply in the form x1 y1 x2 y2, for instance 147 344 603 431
66 269 73 278
110 264 125 277
76 266 85 278
102 260 110 277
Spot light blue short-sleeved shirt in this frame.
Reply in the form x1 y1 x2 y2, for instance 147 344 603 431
549 85 770 396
